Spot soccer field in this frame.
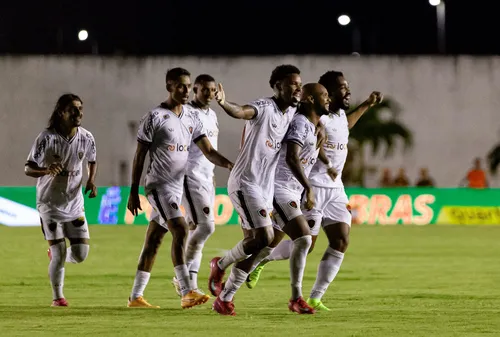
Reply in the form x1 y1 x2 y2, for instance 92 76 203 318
0 225 499 337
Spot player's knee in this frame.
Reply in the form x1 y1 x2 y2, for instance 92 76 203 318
197 221 215 237
329 234 349 253
294 235 312 251
70 244 89 263
49 241 66 267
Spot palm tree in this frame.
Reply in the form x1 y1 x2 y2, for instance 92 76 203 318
344 97 413 187
487 143 500 175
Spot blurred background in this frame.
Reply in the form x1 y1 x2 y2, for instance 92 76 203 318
1 0 500 189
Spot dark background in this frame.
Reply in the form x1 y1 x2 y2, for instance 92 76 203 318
0 0 496 55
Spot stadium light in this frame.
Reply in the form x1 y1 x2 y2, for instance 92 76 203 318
429 0 441 6
78 30 88 41
337 15 351 26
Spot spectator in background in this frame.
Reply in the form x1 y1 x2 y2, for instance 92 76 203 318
415 167 435 187
461 158 489 188
379 168 393 187
393 167 410 187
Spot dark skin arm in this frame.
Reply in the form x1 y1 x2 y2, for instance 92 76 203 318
195 136 234 170
215 83 257 120
286 142 315 210
84 162 98 198
127 141 150 216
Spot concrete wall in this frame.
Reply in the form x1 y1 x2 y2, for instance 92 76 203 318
1 55 499 188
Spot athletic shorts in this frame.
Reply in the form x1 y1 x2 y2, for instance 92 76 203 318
146 186 183 230
40 214 89 240
303 186 352 236
228 185 273 230
271 185 303 231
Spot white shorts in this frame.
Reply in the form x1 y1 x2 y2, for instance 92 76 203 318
271 186 303 231
182 176 215 225
146 186 183 230
40 214 90 241
228 185 273 230
303 186 352 236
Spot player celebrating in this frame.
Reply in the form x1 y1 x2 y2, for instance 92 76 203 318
208 65 302 316
25 93 98 307
246 71 383 311
269 83 332 313
127 68 233 309
166 74 219 295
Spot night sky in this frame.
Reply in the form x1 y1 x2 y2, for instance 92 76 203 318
0 0 496 55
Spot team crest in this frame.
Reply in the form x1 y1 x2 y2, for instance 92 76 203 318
258 209 267 218
307 219 315 229
346 204 352 214
164 114 170 119
170 203 179 210
203 207 210 215
189 126 193 134
78 152 84 160
288 201 298 209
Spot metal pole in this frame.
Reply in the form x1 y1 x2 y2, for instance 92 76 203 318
437 2 446 53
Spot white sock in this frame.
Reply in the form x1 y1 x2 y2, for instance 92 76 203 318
130 270 151 300
217 240 250 270
290 236 312 300
186 243 203 289
219 267 248 302
262 239 293 263
49 242 66 300
66 244 89 263
174 264 191 296
248 246 274 273
309 247 344 300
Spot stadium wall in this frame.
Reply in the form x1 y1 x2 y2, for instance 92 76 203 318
1 56 500 188
1 186 500 226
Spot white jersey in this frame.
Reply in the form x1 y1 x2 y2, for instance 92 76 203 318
228 97 296 199
309 110 349 188
137 103 205 194
185 102 218 184
275 114 319 193
26 127 97 222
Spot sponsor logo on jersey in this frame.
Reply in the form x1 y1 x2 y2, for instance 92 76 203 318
326 142 348 150
301 157 317 166
206 130 219 138
265 139 281 150
57 169 80 177
167 144 191 152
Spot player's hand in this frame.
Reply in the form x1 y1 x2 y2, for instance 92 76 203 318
127 192 142 216
215 83 226 106
366 91 383 107
47 163 64 176
327 167 338 181
304 187 315 211
84 180 98 198
227 162 234 171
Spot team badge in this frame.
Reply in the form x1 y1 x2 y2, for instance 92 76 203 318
258 209 267 218
170 203 179 210
346 204 352 214
288 201 298 209
78 152 84 160
189 126 193 134
203 207 210 215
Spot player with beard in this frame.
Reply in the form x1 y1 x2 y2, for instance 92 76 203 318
127 68 233 309
208 65 302 316
245 71 383 311
25 94 98 307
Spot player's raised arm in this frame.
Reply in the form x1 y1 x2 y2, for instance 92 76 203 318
215 83 257 120
195 136 233 170
346 91 383 129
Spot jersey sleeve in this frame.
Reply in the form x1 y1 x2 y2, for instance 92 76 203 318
137 111 160 144
26 132 49 167
247 98 270 122
85 132 97 163
192 111 207 143
285 116 309 147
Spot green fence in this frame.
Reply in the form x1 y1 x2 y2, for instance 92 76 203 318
1 186 500 226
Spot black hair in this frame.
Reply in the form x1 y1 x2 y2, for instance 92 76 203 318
269 64 300 88
165 67 191 84
194 74 215 85
47 93 82 130
318 71 344 91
